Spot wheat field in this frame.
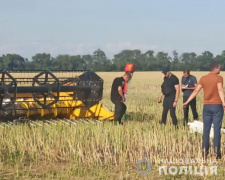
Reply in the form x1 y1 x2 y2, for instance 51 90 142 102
0 71 225 180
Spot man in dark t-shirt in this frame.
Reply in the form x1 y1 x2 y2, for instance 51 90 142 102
111 72 132 124
111 77 125 103
158 67 180 127
181 70 198 126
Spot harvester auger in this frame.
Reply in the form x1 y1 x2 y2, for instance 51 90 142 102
0 69 114 121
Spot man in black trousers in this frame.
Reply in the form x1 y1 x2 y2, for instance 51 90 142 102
181 69 199 126
158 67 180 127
111 72 132 125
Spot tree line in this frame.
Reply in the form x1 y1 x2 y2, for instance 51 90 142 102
1 49 225 71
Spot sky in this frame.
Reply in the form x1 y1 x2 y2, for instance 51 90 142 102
0 0 225 60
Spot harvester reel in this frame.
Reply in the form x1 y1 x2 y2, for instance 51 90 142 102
0 70 17 110
32 70 60 108
75 71 103 107
0 69 116 121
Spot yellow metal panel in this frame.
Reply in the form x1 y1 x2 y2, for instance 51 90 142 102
10 92 114 120
71 103 114 120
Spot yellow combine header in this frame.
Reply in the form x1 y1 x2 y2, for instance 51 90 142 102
0 70 114 121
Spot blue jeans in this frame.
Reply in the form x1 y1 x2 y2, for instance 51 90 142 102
202 104 224 157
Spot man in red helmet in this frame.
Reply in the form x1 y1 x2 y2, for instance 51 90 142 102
111 72 132 125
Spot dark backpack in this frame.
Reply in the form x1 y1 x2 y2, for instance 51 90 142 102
161 81 174 96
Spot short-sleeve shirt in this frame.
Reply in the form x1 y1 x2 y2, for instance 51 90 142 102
198 73 223 104
181 75 197 97
111 77 125 103
163 74 179 95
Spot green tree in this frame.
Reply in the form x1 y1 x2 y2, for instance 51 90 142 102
92 49 112 71
31 53 52 70
196 51 213 70
171 50 181 70
51 55 71 70
155 52 171 70
82 54 94 70
112 49 142 71
142 50 156 70
214 50 225 70
70 55 86 70
179 52 197 70
1 54 25 70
